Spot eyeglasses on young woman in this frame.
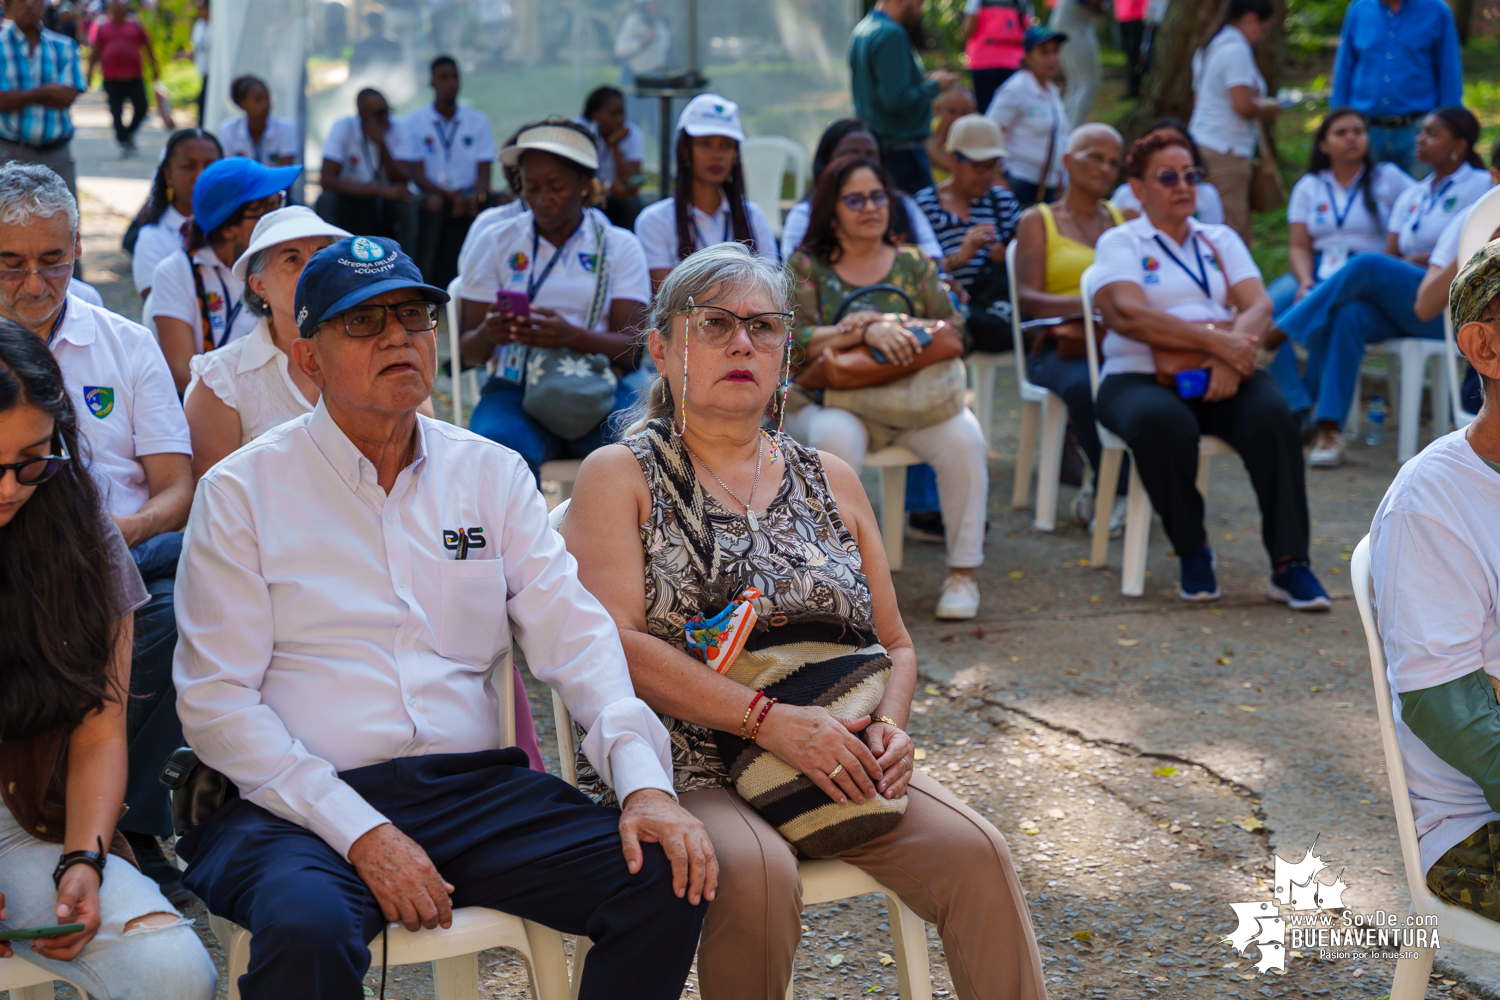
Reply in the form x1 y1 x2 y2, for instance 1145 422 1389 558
0 436 70 486
838 189 891 213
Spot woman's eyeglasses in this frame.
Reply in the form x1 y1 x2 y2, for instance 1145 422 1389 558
676 305 793 351
1152 167 1205 189
0 436 70 486
838 189 891 213
329 301 441 337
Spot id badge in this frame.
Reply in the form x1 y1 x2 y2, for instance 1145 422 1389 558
1316 244 1350 281
499 342 528 384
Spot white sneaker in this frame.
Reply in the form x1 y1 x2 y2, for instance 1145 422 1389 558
1072 482 1096 528
1089 496 1129 539
935 573 980 619
1308 435 1344 469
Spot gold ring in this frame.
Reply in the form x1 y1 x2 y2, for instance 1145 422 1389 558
828 764 845 780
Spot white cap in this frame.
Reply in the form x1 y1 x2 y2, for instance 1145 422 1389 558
232 206 352 280
499 121 599 171
676 94 745 143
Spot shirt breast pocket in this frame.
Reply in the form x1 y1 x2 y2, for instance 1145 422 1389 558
437 560 510 666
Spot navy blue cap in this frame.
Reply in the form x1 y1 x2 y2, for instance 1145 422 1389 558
193 158 303 234
1024 25 1067 50
294 236 450 337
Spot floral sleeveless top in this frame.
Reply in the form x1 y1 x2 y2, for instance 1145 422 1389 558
576 420 876 804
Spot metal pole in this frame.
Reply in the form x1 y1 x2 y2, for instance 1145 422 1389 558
659 93 673 199
685 0 697 75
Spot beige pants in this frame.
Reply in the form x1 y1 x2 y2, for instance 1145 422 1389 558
680 771 1048 1000
1199 146 1254 244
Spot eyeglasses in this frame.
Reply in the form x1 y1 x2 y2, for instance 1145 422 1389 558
838 189 891 213
327 301 440 338
0 437 69 486
0 259 74 284
1152 167 1205 189
677 305 793 351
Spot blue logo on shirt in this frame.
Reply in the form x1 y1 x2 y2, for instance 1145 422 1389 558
579 253 598 274
83 386 113 419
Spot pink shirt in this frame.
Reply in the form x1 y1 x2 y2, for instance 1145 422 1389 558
90 19 148 80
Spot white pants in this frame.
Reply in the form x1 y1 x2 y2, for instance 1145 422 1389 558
1052 2 1101 127
785 406 989 569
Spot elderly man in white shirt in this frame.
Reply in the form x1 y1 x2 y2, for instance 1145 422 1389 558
172 235 715 1000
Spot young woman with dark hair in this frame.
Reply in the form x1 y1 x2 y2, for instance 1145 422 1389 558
219 74 300 167
577 85 646 229
633 93 777 291
127 127 222 299
0 324 217 997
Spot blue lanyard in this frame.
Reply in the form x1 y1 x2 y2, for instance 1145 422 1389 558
432 113 460 162
527 218 584 300
1411 174 1458 233
693 204 732 250
1322 175 1364 231
1152 233 1216 301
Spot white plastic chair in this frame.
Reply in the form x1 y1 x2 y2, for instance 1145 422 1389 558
864 445 924 572
548 495 933 1000
211 650 572 1000
1357 338 1451 464
740 136 809 237
1442 186 1500 434
1079 265 1232 596
1350 535 1500 998
0 958 87 999
445 276 484 428
1001 239 1069 530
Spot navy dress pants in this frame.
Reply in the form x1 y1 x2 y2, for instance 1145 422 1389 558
178 749 705 1000
120 575 181 838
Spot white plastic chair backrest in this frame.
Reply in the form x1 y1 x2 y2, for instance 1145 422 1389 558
1005 240 1029 385
445 275 465 426
1350 535 1434 912
740 136 809 235
546 498 578 786
1080 264 1103 400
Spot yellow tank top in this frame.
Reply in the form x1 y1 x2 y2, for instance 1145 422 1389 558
1038 201 1126 296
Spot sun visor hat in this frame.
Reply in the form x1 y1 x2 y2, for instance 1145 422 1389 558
676 94 745 143
231 206 352 280
499 121 599 171
192 158 303 235
294 236 450 338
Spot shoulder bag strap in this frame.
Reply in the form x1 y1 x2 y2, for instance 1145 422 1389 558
583 212 611 334
187 250 213 353
1035 90 1059 204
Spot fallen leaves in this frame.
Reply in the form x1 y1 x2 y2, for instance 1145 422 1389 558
1118 638 1140 647
1044 807 1065 819
913 748 927 761
1239 816 1266 833
1007 571 1025 580
877 952 895 967
1237 705 1257 712
1072 929 1092 941
828 953 844 968
1153 766 1178 777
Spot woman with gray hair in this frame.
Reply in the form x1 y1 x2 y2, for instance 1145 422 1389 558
562 241 1045 1000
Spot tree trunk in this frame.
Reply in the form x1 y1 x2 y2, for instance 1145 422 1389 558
1451 0 1476 44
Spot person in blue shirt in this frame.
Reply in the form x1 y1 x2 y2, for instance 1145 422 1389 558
1330 0 1462 177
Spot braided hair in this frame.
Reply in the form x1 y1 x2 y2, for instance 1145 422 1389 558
673 131 756 261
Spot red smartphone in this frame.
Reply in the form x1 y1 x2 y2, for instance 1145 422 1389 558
495 290 530 317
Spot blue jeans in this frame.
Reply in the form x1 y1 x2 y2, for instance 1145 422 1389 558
470 368 650 478
1275 253 1442 427
1266 269 1314 414
1368 121 1426 178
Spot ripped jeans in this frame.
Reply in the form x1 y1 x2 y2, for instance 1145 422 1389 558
0 804 217 999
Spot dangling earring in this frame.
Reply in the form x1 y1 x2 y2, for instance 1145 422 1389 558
675 297 692 438
769 330 792 459
165 183 175 204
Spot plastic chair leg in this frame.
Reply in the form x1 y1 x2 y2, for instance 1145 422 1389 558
432 954 480 1000
1195 454 1212 499
525 921 572 1000
1011 399 1040 508
1344 370 1362 442
974 362 998 446
569 936 594 1000
1429 353 1450 440
1091 448 1123 568
885 892 933 1000
11 986 56 1000
1388 944 1435 1000
1032 396 1068 532
1120 462 1152 598
1397 343 1427 463
881 465 908 572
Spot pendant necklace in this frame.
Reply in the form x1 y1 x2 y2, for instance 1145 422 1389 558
683 433 764 531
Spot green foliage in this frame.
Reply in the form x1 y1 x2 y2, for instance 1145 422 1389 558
137 0 198 88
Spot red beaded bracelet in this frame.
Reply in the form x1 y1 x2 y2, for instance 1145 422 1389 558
749 698 779 743
739 690 765 739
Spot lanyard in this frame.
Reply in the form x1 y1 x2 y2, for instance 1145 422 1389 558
209 266 243 350
1152 233 1216 301
1322 174 1364 231
693 204 732 250
44 298 67 348
433 113 461 162
527 218 584 300
1411 174 1459 233
359 131 385 184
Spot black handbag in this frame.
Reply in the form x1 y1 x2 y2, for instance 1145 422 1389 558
160 747 238 837
963 192 1015 354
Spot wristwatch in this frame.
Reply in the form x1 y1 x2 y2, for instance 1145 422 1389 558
52 836 107 889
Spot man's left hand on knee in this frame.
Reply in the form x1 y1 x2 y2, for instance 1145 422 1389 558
619 789 718 906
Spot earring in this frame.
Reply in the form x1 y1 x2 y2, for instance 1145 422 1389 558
770 332 792 458
675 297 692 438
165 183 174 204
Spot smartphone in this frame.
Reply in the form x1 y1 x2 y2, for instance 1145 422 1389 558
0 923 85 941
869 324 932 365
495 290 530 318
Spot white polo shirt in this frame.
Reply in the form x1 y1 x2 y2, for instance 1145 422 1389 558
573 116 645 188
1188 25 1264 159
173 401 675 858
150 246 258 354
131 205 186 295
984 68 1067 188
1390 162 1493 258
461 211 650 335
219 114 302 166
48 296 192 517
456 199 531 277
1286 164 1415 255
1090 215 1261 378
399 104 497 193
322 114 409 185
633 195 779 271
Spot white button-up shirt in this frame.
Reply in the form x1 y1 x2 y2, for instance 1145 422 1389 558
173 401 675 858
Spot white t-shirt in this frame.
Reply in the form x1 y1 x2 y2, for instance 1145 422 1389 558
1110 181 1227 226
1369 430 1500 876
131 204 186 295
1090 215 1261 378
461 212 650 339
1188 26 1265 159
1390 163 1494 259
633 195 779 271
457 200 533 277
574 116 645 188
219 114 302 166
190 17 210 76
984 69 1067 188
322 114 408 185
185 318 316 446
1286 164 1415 255
49 298 191 516
778 194 944 262
398 104 497 193
150 245 259 354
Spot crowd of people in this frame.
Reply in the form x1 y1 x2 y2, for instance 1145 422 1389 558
5 0 1500 996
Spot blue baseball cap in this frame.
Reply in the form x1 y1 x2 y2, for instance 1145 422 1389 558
192 158 303 234
1024 25 1067 51
294 236 450 337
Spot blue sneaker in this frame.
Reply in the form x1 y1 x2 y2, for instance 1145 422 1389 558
1179 546 1221 601
1268 561 1331 611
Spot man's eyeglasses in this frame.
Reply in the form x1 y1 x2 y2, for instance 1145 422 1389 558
327 301 440 338
1152 167 1205 189
0 437 69 486
0 259 74 284
676 305 793 351
839 189 891 213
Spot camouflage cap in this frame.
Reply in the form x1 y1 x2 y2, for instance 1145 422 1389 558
1451 240 1500 329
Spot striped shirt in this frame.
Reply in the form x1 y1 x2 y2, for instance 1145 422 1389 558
0 23 85 145
914 183 1022 289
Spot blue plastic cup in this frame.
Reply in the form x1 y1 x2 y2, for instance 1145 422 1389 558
1175 368 1210 399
